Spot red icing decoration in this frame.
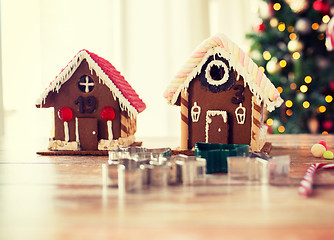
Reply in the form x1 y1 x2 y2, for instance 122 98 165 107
82 50 146 113
58 107 73 122
43 49 146 113
318 140 328 150
101 106 115 121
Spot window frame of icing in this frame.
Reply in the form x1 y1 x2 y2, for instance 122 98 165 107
77 75 95 94
198 54 236 93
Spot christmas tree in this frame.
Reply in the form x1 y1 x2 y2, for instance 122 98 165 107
246 0 334 134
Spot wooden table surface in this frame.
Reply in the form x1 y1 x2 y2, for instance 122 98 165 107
1 134 334 240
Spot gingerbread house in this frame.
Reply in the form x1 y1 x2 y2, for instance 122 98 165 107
164 34 283 151
36 49 146 151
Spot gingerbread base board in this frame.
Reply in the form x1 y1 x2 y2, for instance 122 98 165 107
171 149 195 156
37 142 142 156
171 142 272 157
36 150 109 156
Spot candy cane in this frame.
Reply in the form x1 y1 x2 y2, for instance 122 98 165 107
299 163 334 197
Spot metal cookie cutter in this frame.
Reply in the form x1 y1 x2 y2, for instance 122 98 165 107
117 158 143 192
168 155 207 185
104 147 171 191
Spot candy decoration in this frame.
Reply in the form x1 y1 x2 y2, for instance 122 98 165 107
163 34 283 112
318 140 327 150
58 107 73 122
299 163 334 197
58 107 73 142
101 106 115 140
323 151 334 160
180 90 189 150
311 143 326 157
326 17 334 50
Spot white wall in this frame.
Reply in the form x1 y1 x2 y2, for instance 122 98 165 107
1 0 258 139
1 0 42 111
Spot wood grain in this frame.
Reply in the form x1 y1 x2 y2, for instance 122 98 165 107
1 134 334 239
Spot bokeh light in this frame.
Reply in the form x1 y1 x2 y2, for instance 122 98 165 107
303 101 310 109
300 85 308 93
304 76 312 83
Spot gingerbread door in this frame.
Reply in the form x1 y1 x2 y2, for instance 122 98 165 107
77 118 98 150
205 110 228 144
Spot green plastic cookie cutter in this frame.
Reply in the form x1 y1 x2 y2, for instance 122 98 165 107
195 142 249 174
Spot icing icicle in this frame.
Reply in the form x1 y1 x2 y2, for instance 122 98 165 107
36 50 146 118
164 33 283 112
205 110 228 143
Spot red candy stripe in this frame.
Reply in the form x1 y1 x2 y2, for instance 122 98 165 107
299 163 334 197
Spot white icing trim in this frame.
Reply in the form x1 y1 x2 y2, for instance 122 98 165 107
107 120 113 140
191 102 201 122
171 48 221 105
64 121 69 142
168 35 283 112
36 50 139 118
79 75 95 93
235 103 246 125
75 117 79 143
205 110 227 143
205 60 229 86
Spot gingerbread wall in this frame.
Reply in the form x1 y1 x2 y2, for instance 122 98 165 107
43 59 123 148
187 74 252 149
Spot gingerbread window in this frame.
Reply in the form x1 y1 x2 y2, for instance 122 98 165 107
199 55 235 93
205 60 229 86
78 75 95 93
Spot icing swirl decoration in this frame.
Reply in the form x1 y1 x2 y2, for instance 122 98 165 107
199 55 235 93
205 60 229 86
164 33 283 112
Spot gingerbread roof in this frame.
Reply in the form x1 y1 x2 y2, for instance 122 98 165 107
36 49 146 116
164 34 283 112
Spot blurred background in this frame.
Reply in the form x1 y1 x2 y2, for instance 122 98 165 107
0 0 333 146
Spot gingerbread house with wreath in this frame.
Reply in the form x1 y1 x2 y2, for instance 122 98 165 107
164 34 283 151
36 49 146 151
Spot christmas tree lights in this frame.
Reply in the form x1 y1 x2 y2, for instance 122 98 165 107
247 0 334 134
